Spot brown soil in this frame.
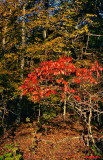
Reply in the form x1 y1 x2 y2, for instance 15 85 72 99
0 113 102 160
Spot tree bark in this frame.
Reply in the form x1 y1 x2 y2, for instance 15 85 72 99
63 85 67 122
21 3 26 80
16 3 26 123
87 94 94 146
38 103 41 123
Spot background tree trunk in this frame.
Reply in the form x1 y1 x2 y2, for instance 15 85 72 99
16 3 26 123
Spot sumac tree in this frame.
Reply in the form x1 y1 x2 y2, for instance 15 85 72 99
20 55 103 147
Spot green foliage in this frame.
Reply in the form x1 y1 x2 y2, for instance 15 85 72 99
99 131 103 135
91 145 103 158
43 112 56 120
25 117 30 123
0 143 23 160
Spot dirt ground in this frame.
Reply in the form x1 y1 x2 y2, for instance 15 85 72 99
0 113 103 160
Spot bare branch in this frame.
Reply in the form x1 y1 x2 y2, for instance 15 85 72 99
88 33 103 37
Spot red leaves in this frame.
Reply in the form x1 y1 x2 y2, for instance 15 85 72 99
91 63 96 71
66 63 75 73
84 156 100 159
91 60 103 72
69 89 75 93
32 95 39 102
32 91 38 95
54 70 60 75
51 90 56 94
59 55 72 63
76 68 87 77
74 78 81 83
64 85 69 92
45 91 51 97
20 56 102 104
88 71 92 76
76 69 81 77
19 84 25 89
95 60 99 68
98 66 103 71
56 78 62 84
74 95 80 101
97 71 100 77
22 90 27 96
62 80 68 85
74 63 102 85
82 68 87 74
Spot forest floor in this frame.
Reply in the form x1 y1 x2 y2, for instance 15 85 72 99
0 113 103 160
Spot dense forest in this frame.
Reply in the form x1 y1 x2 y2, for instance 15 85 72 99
0 0 103 159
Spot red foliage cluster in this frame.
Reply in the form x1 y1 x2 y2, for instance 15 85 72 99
20 56 103 103
74 61 103 84
84 156 100 159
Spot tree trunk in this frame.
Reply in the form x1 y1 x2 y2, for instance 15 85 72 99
16 3 26 123
63 85 67 122
2 26 6 49
21 3 26 80
43 29 47 39
87 94 94 146
2 25 7 68
38 103 41 123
